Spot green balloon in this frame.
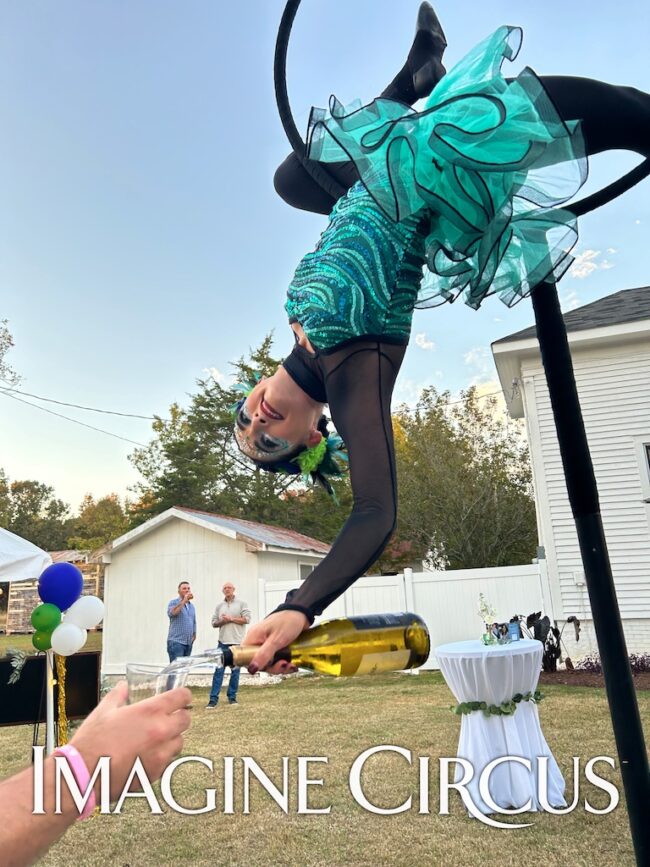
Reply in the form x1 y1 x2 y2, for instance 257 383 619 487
31 603 62 632
32 630 52 651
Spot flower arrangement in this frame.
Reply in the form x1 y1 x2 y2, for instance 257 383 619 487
478 593 497 624
478 593 498 644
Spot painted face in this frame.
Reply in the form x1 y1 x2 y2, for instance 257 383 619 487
233 378 314 463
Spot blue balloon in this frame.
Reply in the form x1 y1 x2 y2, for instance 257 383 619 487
38 563 84 611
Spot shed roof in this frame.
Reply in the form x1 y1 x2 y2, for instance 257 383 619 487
108 506 330 557
493 285 650 345
174 507 331 554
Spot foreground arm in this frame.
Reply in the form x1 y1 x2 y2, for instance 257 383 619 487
0 683 191 867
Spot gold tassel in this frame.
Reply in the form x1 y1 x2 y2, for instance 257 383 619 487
55 654 68 745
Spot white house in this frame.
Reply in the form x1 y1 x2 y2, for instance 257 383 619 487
492 285 650 656
101 506 329 675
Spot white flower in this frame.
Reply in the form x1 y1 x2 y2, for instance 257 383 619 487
478 593 497 622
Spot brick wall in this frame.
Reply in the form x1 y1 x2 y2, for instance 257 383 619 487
6 563 104 634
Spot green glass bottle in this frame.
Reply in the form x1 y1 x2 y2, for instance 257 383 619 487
223 612 430 676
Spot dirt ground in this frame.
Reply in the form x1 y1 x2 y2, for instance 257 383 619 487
539 669 650 690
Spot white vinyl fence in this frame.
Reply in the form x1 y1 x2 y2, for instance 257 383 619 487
259 562 552 670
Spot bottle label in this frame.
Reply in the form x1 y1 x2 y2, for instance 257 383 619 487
350 613 412 631
354 650 412 675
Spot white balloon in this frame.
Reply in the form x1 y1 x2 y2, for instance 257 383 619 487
51 623 87 656
65 595 105 629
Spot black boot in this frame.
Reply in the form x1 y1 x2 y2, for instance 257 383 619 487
380 2 448 105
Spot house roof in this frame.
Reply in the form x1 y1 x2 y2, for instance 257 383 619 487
49 550 88 564
491 286 650 419
108 506 331 557
493 286 650 345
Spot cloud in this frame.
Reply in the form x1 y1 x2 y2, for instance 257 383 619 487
414 332 436 351
204 367 230 385
560 288 581 311
464 346 491 371
395 378 428 407
569 248 617 279
463 346 495 384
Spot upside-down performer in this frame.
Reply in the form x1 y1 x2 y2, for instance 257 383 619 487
236 4 650 673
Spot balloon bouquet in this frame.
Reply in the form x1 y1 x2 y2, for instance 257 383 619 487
30 562 104 750
31 562 104 653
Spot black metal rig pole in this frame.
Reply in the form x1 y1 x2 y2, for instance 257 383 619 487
530 279 650 866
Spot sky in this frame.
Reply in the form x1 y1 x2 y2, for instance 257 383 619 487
1 0 649 511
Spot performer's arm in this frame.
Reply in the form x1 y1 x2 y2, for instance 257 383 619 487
275 340 404 621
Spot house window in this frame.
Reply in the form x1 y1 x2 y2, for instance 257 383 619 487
298 563 315 581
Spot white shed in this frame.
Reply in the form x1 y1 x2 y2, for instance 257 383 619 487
492 286 650 656
101 506 330 675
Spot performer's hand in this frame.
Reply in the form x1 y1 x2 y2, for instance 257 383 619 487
242 611 309 675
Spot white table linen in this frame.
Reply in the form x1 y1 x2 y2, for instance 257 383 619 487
436 639 566 814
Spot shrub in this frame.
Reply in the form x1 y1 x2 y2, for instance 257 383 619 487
574 652 650 674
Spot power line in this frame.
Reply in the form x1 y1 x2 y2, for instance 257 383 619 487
0 386 160 420
0 388 254 474
0 390 147 448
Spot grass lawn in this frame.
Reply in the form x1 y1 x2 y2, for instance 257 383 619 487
0 632 103 655
1 667 648 867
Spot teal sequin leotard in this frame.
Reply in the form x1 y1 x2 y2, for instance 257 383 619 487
285 182 428 351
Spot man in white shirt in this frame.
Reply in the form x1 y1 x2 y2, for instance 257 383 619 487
206 582 251 708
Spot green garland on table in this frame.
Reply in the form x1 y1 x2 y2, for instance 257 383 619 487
451 690 544 717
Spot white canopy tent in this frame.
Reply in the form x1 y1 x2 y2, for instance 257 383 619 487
0 527 51 582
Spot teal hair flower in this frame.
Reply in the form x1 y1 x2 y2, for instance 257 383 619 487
229 371 263 418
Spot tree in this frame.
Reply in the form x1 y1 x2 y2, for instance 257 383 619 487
68 494 130 550
382 387 538 571
0 320 20 385
1 475 73 550
128 336 351 541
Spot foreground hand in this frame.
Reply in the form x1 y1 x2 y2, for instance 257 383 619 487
242 611 310 675
70 682 192 800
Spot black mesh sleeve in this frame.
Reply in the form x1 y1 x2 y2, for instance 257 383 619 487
274 339 406 622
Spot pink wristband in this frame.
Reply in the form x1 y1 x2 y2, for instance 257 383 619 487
53 744 96 820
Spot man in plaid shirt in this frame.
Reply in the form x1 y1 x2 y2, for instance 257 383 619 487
166 580 196 662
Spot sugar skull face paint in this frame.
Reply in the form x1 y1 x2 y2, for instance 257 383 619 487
234 397 294 461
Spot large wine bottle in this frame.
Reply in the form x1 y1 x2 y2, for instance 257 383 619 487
222 612 430 676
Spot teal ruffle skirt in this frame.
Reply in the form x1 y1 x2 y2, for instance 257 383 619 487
306 26 588 310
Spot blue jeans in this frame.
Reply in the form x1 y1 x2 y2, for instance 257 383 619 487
209 643 240 704
167 639 193 663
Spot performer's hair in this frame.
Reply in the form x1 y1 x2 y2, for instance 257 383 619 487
246 415 347 499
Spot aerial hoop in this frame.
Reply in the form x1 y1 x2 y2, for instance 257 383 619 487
274 0 347 201
274 0 650 216
571 152 650 217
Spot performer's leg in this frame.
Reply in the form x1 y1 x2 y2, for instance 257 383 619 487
274 2 447 215
536 76 650 157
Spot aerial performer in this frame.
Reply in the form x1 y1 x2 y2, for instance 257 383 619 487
234 3 650 674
